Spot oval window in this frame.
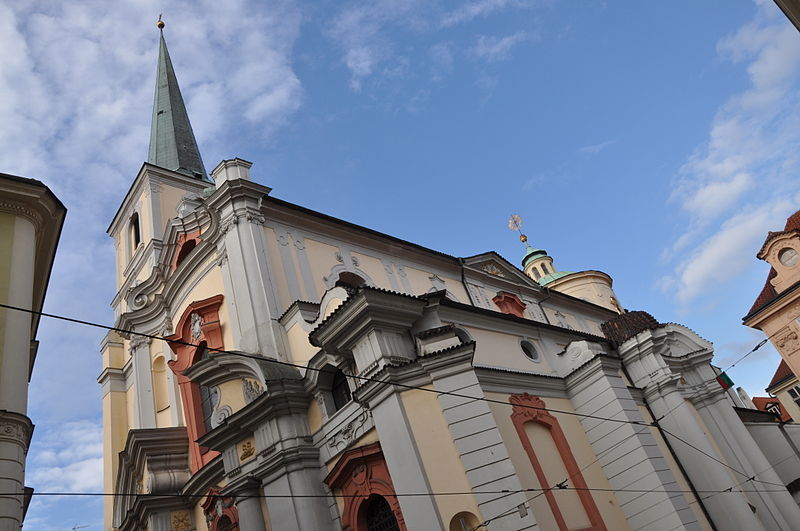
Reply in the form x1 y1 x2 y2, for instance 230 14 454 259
521 340 539 362
779 247 799 268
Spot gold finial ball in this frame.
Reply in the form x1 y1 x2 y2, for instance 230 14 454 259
520 234 528 243
157 19 165 29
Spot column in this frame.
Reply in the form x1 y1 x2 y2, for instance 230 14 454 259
234 480 267 531
566 356 700 531
129 335 156 429
697 392 800 530
646 383 765 531
371 393 446 530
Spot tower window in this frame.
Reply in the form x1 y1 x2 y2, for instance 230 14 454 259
532 268 541 280
541 263 549 275
130 213 141 251
331 369 352 411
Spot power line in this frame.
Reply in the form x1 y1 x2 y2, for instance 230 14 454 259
1 487 789 499
0 303 784 491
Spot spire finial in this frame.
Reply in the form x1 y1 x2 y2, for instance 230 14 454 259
507 214 531 248
157 14 165 30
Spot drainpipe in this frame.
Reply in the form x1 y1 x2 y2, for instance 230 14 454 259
459 258 476 306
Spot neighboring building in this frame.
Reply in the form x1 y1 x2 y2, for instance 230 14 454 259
763 360 800 422
744 210 800 393
0 173 65 530
775 0 800 31
100 25 800 531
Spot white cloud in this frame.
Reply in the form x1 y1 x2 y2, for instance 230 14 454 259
27 420 104 493
430 41 454 81
579 139 616 154
325 0 427 91
441 0 531 28
664 1 800 303
468 32 529 63
0 2 304 527
672 201 792 303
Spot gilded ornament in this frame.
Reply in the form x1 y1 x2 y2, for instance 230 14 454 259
171 510 192 531
240 440 255 461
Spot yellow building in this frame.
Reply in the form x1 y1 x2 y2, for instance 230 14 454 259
0 172 65 530
100 25 800 531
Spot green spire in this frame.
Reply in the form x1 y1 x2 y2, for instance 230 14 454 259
148 26 208 180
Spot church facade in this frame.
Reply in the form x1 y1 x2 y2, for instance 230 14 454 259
100 27 800 531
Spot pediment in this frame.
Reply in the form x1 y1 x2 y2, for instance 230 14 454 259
462 252 539 288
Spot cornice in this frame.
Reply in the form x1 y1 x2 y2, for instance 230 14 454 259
474 366 568 397
0 410 34 450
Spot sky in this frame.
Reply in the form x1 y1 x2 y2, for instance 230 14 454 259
2 0 800 528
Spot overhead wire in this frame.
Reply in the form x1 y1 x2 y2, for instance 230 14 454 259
0 303 789 499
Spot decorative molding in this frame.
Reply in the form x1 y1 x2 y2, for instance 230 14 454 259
171 510 192 531
327 409 371 452
776 326 800 354
324 443 407 531
0 199 44 227
481 263 505 277
509 393 606 531
239 440 255 461
212 405 232 429
0 411 33 448
242 378 264 404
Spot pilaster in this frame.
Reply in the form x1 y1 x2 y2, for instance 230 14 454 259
0 411 32 531
565 351 699 531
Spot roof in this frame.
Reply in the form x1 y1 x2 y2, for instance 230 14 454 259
746 209 800 319
767 359 796 390
751 396 792 422
148 30 208 180
538 270 573 286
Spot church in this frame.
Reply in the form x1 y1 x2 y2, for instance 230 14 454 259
99 23 800 531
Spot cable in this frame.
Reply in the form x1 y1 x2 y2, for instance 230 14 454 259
2 487 789 499
0 302 652 427
0 303 782 491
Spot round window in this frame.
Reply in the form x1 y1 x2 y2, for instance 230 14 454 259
521 340 539 362
779 247 799 268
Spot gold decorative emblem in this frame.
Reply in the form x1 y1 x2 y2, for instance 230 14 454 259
171 510 192 531
240 440 255 461
482 263 505 277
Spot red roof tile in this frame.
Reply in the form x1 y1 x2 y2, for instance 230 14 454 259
767 359 795 389
785 209 800 231
747 268 778 318
752 396 792 422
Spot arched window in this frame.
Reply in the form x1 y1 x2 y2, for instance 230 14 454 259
540 262 549 275
176 239 197 267
194 342 218 433
130 212 141 251
336 271 366 294
532 267 542 280
363 495 400 531
216 516 233 531
331 369 352 411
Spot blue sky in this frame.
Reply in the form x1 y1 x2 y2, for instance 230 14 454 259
2 0 800 528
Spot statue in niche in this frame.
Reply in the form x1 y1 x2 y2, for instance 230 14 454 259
190 312 204 340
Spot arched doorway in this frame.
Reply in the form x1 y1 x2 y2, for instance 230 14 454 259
362 495 400 531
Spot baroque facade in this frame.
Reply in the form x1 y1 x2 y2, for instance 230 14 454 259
0 173 66 530
101 27 800 531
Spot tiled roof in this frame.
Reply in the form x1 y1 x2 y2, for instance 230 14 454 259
767 359 795 390
746 268 778 318
601 311 660 344
748 209 800 317
751 396 792 422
